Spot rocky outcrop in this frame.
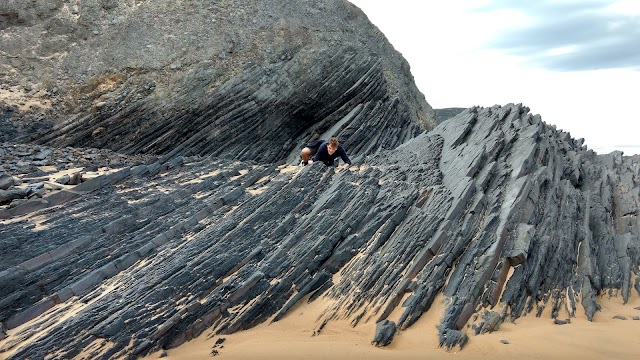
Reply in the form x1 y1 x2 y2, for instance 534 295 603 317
0 142 154 212
0 0 434 163
1 1 639 359
435 107 466 124
1 104 639 358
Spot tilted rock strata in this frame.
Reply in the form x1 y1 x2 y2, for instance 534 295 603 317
0 142 155 210
1 104 639 357
0 0 434 161
39 48 423 164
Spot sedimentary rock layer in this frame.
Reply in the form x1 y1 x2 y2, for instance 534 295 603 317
0 0 434 160
38 47 423 164
1 104 639 358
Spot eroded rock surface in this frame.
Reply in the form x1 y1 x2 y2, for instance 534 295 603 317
1 0 434 163
1 104 640 358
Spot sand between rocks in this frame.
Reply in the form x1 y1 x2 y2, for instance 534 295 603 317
148 290 640 360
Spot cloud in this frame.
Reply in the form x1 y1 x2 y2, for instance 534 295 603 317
476 0 640 71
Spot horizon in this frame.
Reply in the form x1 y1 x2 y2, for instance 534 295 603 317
349 0 640 155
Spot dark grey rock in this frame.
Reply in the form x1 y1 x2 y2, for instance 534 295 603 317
0 174 14 190
507 224 534 266
26 182 44 191
5 298 56 329
34 149 52 160
73 176 104 192
435 108 466 124
480 311 502 333
44 189 79 206
27 187 47 198
102 217 137 235
55 174 70 185
7 197 34 211
0 188 28 204
372 320 396 347
438 327 468 350
68 172 82 185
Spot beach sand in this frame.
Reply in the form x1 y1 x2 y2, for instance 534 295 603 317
149 289 640 360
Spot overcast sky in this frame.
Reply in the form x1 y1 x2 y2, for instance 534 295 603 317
349 0 640 155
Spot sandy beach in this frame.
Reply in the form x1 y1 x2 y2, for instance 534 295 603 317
149 289 640 360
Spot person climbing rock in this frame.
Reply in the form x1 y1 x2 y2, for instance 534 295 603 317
300 137 351 167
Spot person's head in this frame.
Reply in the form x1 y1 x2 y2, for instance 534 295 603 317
328 137 339 155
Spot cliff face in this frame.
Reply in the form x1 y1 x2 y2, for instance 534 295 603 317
2 104 640 358
2 1 640 359
0 0 434 162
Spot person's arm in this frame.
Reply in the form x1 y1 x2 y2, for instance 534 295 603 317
338 147 351 165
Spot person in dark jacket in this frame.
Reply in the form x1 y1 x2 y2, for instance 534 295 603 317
300 137 351 167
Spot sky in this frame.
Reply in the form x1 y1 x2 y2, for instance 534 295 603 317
349 0 640 155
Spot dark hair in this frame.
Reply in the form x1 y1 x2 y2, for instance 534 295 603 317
329 137 339 148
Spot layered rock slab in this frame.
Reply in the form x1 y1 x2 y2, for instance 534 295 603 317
1 0 434 163
1 104 640 358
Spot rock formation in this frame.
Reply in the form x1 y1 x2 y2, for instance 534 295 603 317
2 1 640 359
435 107 466 124
0 0 434 163
2 104 640 359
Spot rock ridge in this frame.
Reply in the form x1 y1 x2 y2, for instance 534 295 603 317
1 104 639 358
1 0 435 162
